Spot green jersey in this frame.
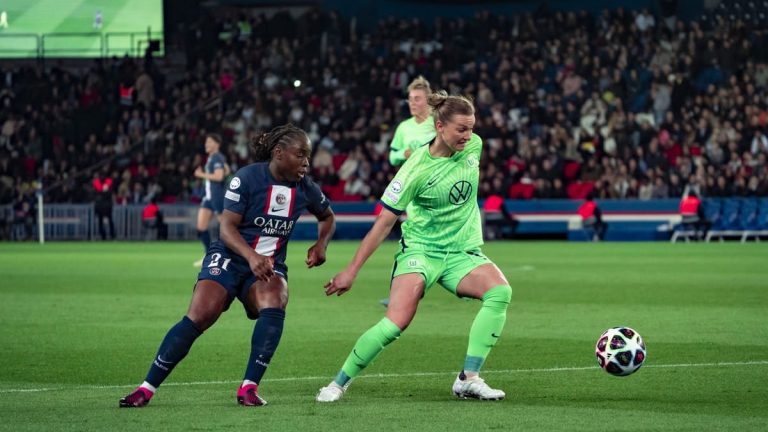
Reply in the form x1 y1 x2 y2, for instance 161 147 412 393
381 133 484 252
388 115 436 166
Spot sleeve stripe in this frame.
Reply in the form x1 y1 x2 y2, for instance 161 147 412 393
379 201 403 216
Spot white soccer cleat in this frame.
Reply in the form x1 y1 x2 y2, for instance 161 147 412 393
452 373 505 400
316 382 345 402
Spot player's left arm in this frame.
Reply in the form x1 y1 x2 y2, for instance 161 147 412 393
306 206 336 268
305 180 336 268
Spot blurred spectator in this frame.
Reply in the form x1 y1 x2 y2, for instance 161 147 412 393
93 170 116 240
482 194 515 240
577 193 606 241
12 190 35 240
679 191 710 240
142 197 167 240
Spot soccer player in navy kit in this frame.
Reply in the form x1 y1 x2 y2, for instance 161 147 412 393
120 124 336 407
193 134 230 267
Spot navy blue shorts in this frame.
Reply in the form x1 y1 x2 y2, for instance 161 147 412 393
201 196 224 213
196 242 288 319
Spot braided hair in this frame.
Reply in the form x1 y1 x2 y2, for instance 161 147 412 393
251 124 308 162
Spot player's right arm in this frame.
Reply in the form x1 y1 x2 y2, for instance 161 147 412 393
221 169 273 281
324 164 422 296
323 208 399 296
388 122 407 166
220 210 274 281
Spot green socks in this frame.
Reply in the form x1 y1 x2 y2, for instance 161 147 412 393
331 285 511 387
464 284 512 372
334 318 402 386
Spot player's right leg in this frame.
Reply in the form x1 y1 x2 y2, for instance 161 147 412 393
316 273 425 402
119 280 229 407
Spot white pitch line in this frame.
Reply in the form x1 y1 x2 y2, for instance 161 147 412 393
1 360 766 395
507 265 535 272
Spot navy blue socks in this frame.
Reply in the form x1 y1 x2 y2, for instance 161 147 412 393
243 308 285 384
145 316 202 388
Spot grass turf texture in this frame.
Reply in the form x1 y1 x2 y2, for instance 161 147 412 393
0 241 766 431
0 0 162 58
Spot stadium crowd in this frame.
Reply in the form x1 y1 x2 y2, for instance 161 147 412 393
2 4 768 210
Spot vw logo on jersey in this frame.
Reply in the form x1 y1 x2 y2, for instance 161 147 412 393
466 154 478 168
229 177 241 190
449 181 472 205
276 193 287 205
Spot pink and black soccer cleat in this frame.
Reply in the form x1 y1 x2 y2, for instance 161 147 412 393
237 384 267 406
119 387 154 408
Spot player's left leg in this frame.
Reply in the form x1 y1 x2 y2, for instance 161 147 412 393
119 280 230 407
446 253 512 400
194 206 214 266
236 274 289 406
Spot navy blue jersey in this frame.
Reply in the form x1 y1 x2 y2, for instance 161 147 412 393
204 152 226 202
223 162 330 265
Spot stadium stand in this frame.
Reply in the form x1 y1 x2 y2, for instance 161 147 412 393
1 2 767 241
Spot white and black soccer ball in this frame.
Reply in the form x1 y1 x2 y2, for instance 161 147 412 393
595 327 646 376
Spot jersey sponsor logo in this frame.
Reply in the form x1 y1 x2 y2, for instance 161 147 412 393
229 177 241 189
209 267 221 276
390 180 403 194
449 181 472 205
271 205 287 212
225 190 240 202
426 177 439 186
384 190 400 204
253 216 295 237
466 155 478 168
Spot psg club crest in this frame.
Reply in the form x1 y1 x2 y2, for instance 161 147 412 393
276 193 287 205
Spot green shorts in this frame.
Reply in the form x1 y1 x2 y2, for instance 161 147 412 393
391 248 492 296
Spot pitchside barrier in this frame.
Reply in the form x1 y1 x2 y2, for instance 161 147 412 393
2 199 766 242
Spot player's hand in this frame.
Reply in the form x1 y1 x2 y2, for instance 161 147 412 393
404 149 412 159
305 243 327 268
248 254 274 282
324 269 355 296
194 167 204 178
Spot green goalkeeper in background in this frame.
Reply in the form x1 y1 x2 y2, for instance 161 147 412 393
379 75 437 307
317 91 512 402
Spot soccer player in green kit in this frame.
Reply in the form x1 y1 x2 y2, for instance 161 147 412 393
380 75 437 307
317 91 512 402
388 75 436 166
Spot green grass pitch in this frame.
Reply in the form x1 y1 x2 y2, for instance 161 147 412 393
0 241 766 431
0 0 163 58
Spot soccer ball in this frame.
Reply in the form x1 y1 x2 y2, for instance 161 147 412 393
595 327 646 376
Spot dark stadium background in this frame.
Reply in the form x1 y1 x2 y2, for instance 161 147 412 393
1 0 767 242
